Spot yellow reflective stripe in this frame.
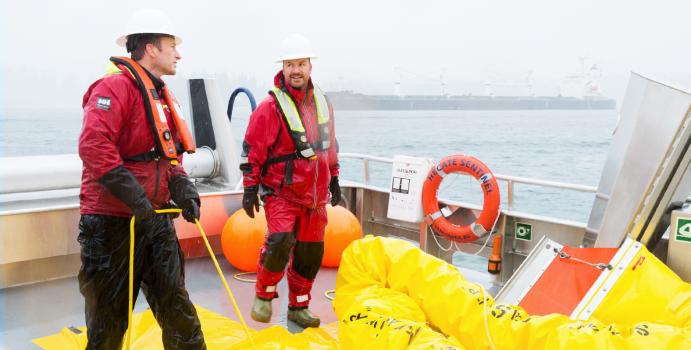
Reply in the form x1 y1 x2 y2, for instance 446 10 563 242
104 61 123 76
104 61 137 79
272 87 305 132
313 86 330 125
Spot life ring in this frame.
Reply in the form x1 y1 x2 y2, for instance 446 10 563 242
422 155 501 242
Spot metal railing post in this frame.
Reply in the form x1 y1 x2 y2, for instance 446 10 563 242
363 159 370 186
507 180 514 211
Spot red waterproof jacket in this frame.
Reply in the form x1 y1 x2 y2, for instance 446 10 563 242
79 66 187 217
242 71 339 208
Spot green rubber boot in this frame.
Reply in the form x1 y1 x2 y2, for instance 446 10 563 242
251 296 272 323
287 308 321 328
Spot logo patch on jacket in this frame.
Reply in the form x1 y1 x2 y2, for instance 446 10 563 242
96 96 111 111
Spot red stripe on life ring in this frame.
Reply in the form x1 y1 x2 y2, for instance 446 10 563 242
421 155 501 242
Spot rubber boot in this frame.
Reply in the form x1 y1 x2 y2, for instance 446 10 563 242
251 296 272 323
287 308 320 328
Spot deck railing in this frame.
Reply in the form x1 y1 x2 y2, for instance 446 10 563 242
339 152 597 212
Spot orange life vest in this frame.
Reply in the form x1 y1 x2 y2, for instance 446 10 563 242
110 56 195 162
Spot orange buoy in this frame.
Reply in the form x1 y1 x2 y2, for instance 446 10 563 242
422 155 501 242
322 205 362 267
221 207 267 272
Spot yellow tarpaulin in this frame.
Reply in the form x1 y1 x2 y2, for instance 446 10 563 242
33 235 691 349
33 305 338 349
334 236 691 349
587 241 691 327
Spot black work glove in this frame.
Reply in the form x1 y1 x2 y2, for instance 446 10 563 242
329 176 341 206
99 165 156 220
132 200 156 220
169 174 200 206
181 199 200 223
169 174 201 222
242 186 260 218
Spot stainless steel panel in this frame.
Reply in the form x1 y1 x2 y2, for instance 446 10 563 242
635 118 691 246
495 237 563 305
0 253 81 288
0 208 81 264
584 76 646 246
587 74 691 247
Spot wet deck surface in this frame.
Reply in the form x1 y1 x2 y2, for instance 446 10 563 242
0 256 338 349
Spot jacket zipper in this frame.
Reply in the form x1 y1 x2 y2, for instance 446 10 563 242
303 95 318 208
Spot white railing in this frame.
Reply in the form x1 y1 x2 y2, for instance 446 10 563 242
339 152 597 211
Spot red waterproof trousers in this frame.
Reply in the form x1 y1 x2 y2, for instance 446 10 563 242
255 195 327 308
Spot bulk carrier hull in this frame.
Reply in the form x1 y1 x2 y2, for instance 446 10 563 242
326 91 617 110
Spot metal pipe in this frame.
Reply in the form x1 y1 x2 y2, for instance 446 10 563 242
339 152 394 164
363 159 370 186
338 153 597 193
183 146 219 179
0 149 218 194
493 174 597 193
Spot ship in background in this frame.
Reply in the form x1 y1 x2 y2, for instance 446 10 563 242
326 60 617 110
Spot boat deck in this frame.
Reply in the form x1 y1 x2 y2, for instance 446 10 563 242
0 256 339 349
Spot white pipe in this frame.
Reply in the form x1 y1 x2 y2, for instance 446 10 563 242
183 146 219 179
0 148 218 194
201 79 242 186
0 154 82 194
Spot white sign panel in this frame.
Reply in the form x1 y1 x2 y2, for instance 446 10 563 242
387 155 433 223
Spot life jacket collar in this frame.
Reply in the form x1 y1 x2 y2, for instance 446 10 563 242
108 56 196 162
268 77 330 164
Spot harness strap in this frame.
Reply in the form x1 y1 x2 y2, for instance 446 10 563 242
264 140 328 167
261 143 327 183
265 152 299 166
260 152 299 179
125 143 184 162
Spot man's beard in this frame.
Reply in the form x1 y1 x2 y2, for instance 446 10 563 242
289 75 306 89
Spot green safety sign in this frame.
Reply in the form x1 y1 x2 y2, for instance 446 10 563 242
515 222 532 241
676 217 691 243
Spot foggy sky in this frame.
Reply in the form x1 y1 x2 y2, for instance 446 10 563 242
1 0 690 110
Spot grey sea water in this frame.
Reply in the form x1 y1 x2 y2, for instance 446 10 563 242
0 108 617 223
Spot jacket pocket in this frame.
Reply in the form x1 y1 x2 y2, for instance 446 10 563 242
78 215 115 271
283 158 313 195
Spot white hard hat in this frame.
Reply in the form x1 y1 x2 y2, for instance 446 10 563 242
275 33 317 62
116 8 182 47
